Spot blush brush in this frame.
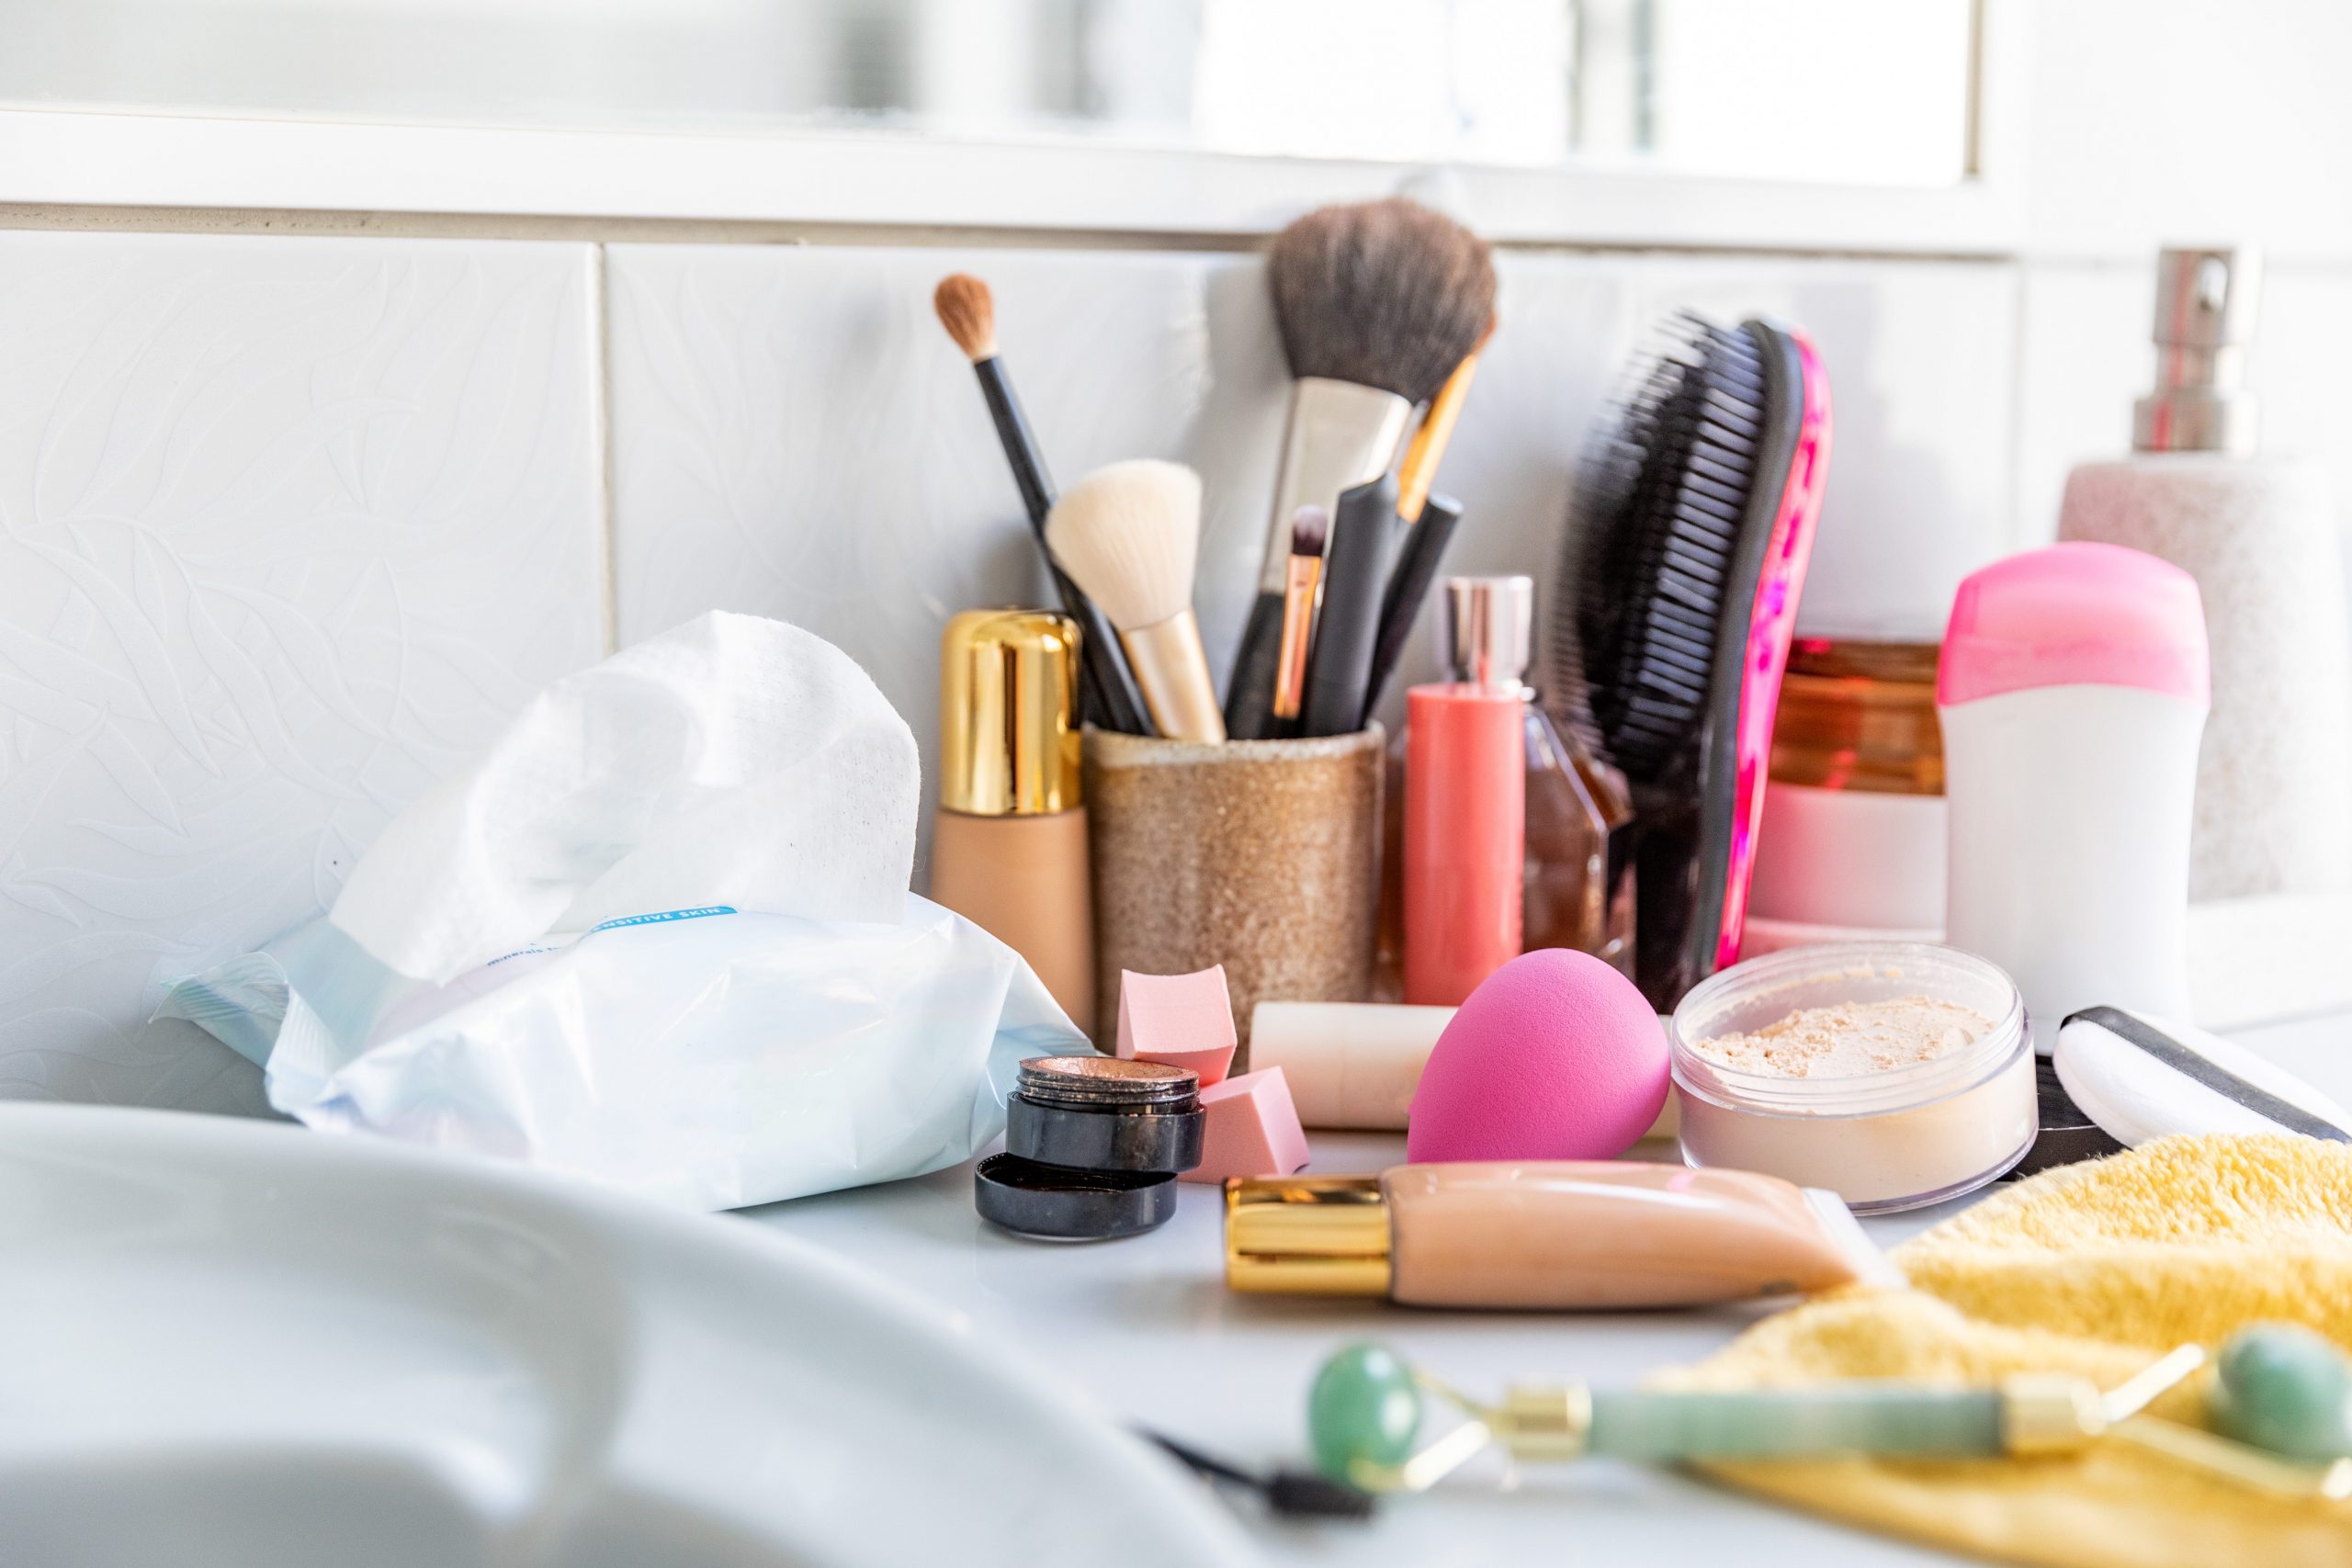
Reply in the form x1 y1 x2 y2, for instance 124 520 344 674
1047 460 1226 744
1224 197 1496 739
934 273 1152 736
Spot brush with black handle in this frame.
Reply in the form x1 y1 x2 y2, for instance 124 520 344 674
933 274 1152 736
1224 198 1495 739
1300 474 1407 738
1356 321 1491 721
1360 492 1463 724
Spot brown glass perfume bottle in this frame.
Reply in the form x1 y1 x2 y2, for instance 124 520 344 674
1376 577 1634 998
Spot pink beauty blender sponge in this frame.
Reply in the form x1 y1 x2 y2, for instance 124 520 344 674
1406 949 1667 1163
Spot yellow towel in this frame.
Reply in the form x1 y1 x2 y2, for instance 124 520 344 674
1671 1134 2352 1568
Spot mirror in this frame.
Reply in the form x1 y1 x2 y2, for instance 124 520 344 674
0 0 1977 188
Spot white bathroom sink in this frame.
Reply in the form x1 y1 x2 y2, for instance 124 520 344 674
0 1105 1250 1568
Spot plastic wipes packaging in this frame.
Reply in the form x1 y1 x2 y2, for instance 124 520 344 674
161 612 1090 1211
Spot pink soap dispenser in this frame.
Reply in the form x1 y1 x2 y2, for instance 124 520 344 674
1403 578 1530 1005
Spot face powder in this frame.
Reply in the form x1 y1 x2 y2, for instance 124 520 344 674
1668 943 2036 1213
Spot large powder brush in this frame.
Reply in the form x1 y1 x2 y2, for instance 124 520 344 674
1268 198 1497 408
1225 197 1496 739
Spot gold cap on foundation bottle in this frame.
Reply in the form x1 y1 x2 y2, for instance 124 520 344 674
938 609 1083 817
1224 1176 1393 1297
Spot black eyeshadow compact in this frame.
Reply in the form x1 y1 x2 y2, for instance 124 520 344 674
975 1056 1204 1240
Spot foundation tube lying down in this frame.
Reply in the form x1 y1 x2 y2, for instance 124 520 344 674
1225 1160 1897 1309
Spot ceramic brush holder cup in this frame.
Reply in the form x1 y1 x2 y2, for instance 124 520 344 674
1086 727 1383 1055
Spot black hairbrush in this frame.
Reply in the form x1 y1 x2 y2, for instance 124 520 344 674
1547 312 1831 1008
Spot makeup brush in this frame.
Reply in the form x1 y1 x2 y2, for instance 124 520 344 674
1300 474 1407 738
1396 317 1494 524
1141 1428 1375 1521
1271 505 1329 728
1046 459 1227 744
1361 492 1464 723
933 274 1152 737
1224 197 1497 739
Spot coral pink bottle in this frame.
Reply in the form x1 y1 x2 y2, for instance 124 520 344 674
1403 579 1529 1004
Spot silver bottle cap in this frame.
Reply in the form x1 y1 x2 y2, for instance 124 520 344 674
2132 245 2261 455
1439 575 1534 691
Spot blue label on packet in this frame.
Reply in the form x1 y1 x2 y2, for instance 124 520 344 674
589 906 738 933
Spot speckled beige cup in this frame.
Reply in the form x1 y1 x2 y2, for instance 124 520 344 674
1086 726 1384 1056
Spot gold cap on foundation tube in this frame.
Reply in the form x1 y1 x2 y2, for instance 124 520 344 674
1224 1176 1393 1297
938 608 1083 817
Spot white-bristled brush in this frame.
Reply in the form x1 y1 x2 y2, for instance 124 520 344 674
1046 460 1226 744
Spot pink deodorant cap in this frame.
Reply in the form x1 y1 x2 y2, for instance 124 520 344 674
1406 949 1668 1164
1938 541 2210 708
1115 966 1238 1088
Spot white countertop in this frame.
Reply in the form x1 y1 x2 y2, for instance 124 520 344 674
737 1011 2352 1567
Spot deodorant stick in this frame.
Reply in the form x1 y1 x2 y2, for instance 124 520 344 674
1938 543 2210 1054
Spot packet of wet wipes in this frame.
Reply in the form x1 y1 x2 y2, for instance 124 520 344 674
164 897 1079 1210
162 611 1087 1209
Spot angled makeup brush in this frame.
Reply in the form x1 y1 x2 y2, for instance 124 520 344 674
1271 504 1329 728
933 274 1152 736
1046 460 1226 744
1396 315 1494 524
1224 198 1495 739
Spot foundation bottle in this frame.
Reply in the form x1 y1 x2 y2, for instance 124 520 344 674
929 609 1094 1029
1378 577 1634 998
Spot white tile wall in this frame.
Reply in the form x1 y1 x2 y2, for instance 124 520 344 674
0 231 605 1111
1442 253 2021 656
604 243 1291 754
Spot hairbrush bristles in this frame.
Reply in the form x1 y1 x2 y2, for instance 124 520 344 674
1555 312 1769 778
933 274 998 361
1267 197 1496 405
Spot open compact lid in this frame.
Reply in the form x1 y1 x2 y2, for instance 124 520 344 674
2055 1006 2352 1148
1938 541 2210 708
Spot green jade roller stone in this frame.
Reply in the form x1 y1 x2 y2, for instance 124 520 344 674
1310 1344 1423 1481
1589 1387 2006 1461
2210 1324 2352 1463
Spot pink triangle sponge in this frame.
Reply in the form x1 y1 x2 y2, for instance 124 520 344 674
1405 949 1668 1163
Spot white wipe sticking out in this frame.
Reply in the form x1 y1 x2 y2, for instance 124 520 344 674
334 610 921 985
164 613 1087 1210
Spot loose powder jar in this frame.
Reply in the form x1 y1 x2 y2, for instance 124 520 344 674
1668 942 2035 1213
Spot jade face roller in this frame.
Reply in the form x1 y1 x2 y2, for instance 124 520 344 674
1309 1325 2352 1502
